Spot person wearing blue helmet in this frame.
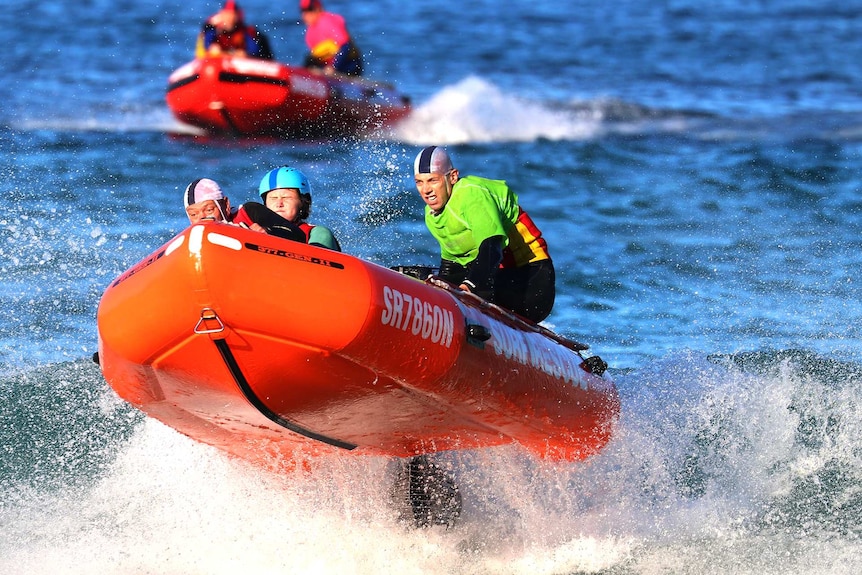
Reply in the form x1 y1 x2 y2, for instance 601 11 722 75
258 166 341 251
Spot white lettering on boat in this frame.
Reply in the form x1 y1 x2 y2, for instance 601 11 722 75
381 286 453 348
290 75 329 99
476 312 587 389
226 58 282 78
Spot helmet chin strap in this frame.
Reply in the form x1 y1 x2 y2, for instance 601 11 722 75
216 198 229 222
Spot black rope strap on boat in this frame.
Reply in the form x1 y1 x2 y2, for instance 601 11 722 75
212 338 357 451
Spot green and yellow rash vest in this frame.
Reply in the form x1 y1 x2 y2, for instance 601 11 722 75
424 175 550 268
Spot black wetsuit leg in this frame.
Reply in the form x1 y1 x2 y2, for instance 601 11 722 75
494 259 555 322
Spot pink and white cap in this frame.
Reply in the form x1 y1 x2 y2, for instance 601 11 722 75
414 146 454 175
183 178 225 208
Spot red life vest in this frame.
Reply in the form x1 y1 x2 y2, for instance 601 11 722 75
298 222 315 243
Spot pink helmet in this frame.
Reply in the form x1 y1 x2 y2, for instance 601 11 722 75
299 0 322 12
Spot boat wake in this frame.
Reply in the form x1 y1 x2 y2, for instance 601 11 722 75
391 76 702 145
2 349 860 574
390 76 862 146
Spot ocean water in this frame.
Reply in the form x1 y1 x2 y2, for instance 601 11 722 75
2 0 861 573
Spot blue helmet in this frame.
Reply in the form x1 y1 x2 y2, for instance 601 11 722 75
259 166 311 198
259 166 312 220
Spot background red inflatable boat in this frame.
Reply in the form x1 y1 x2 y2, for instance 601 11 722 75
165 56 411 138
96 222 619 469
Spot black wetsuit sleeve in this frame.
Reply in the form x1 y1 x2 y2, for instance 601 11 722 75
238 202 306 243
464 237 503 299
249 27 274 60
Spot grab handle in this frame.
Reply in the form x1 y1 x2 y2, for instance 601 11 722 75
194 307 225 334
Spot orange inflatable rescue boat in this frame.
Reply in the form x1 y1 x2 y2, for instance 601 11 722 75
96 222 620 469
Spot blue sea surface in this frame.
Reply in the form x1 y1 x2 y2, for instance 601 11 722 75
1 0 861 573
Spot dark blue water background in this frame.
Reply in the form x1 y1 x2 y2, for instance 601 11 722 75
1 0 860 573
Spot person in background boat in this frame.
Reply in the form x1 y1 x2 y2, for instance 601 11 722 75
258 166 342 251
299 0 363 77
413 146 555 323
196 0 274 60
183 178 305 242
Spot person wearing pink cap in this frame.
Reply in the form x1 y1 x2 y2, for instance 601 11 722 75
413 146 556 323
299 0 363 76
183 178 236 223
183 178 304 242
196 1 274 60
